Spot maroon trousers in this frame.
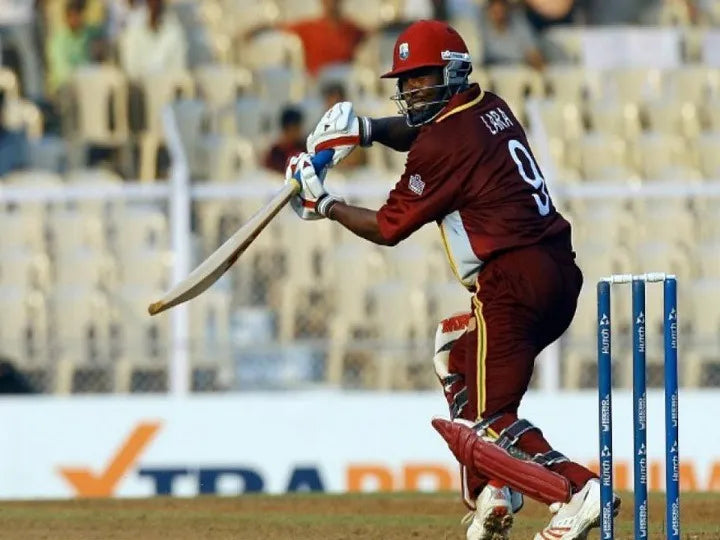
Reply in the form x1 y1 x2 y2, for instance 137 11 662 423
448 239 597 501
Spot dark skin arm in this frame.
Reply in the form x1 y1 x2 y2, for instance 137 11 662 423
327 202 395 246
368 116 419 152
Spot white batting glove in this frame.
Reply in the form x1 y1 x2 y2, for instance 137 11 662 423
306 102 371 168
285 153 343 220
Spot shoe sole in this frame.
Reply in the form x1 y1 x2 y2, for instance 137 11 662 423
481 507 513 540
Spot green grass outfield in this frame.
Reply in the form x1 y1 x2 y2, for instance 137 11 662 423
0 492 718 539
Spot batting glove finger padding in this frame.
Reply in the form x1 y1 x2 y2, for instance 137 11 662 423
306 102 370 168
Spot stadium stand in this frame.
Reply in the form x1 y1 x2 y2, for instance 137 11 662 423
0 0 718 393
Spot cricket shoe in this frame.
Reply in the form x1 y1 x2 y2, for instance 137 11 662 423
462 483 514 540
533 478 621 540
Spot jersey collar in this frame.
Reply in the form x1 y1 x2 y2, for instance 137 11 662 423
435 83 484 124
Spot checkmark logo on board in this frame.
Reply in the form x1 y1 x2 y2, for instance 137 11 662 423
58 422 161 497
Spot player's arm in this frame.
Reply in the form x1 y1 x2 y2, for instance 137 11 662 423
325 202 391 245
367 116 419 152
307 103 419 167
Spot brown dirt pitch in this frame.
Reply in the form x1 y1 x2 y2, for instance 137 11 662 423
0 492 718 540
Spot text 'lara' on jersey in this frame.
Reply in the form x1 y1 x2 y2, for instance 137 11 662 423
376 83 572 291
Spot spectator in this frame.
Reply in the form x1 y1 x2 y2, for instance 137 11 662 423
320 81 366 170
0 0 44 100
264 106 305 174
0 89 29 177
575 0 658 25
523 0 576 31
46 0 105 95
480 0 546 70
283 0 367 76
119 0 187 79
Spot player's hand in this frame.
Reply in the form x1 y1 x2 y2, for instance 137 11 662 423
285 152 343 220
306 102 369 168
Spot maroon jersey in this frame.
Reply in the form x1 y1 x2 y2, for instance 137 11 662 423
376 84 572 290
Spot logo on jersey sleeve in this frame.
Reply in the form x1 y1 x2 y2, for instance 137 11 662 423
408 174 425 195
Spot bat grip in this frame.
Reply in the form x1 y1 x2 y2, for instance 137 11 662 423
310 149 334 173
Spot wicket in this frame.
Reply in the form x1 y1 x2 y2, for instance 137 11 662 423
597 273 680 540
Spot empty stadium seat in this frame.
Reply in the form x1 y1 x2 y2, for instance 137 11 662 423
587 100 642 139
0 67 19 98
644 99 701 139
695 243 720 279
255 66 307 105
487 66 545 119
0 212 46 253
50 286 112 393
575 133 631 180
604 67 665 103
194 134 256 180
632 133 694 179
240 30 305 71
140 70 196 138
426 280 472 323
118 250 171 291
4 97 43 139
315 63 379 101
112 206 168 256
667 65 720 104
696 133 720 179
543 65 602 103
71 65 130 146
533 99 584 140
0 249 51 292
194 64 253 108
48 211 106 258
0 286 49 365
367 280 429 389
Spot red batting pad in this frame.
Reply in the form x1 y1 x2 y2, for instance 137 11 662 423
432 418 571 505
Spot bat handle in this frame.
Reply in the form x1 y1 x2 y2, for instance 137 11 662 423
310 149 334 173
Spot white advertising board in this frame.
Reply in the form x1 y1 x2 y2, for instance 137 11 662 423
0 390 718 499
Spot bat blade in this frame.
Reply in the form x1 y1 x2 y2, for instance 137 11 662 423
148 149 334 316
148 182 296 315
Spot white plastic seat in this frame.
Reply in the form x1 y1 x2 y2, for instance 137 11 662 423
644 99 701 139
666 66 720 104
696 133 720 179
0 286 49 364
112 285 169 363
276 0 322 22
576 134 631 180
695 243 720 279
188 287 231 370
0 249 51 291
4 97 43 139
234 96 275 143
194 134 256 180
634 199 696 249
0 212 46 253
707 97 720 132
487 66 545 119
0 67 19 98
240 30 305 71
533 99 584 140
194 64 253 108
367 279 429 389
632 133 694 180
50 286 112 392
54 250 116 291
587 100 642 139
255 66 306 104
543 65 602 103
603 68 665 103
118 250 171 291
315 63 379 101
48 210 106 258
72 65 129 146
112 207 168 256
140 70 195 138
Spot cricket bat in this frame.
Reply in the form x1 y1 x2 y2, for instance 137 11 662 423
148 150 334 316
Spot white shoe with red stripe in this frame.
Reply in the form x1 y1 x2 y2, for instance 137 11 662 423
463 482 514 540
533 478 619 540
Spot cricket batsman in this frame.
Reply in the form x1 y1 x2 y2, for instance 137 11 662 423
285 20 619 540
